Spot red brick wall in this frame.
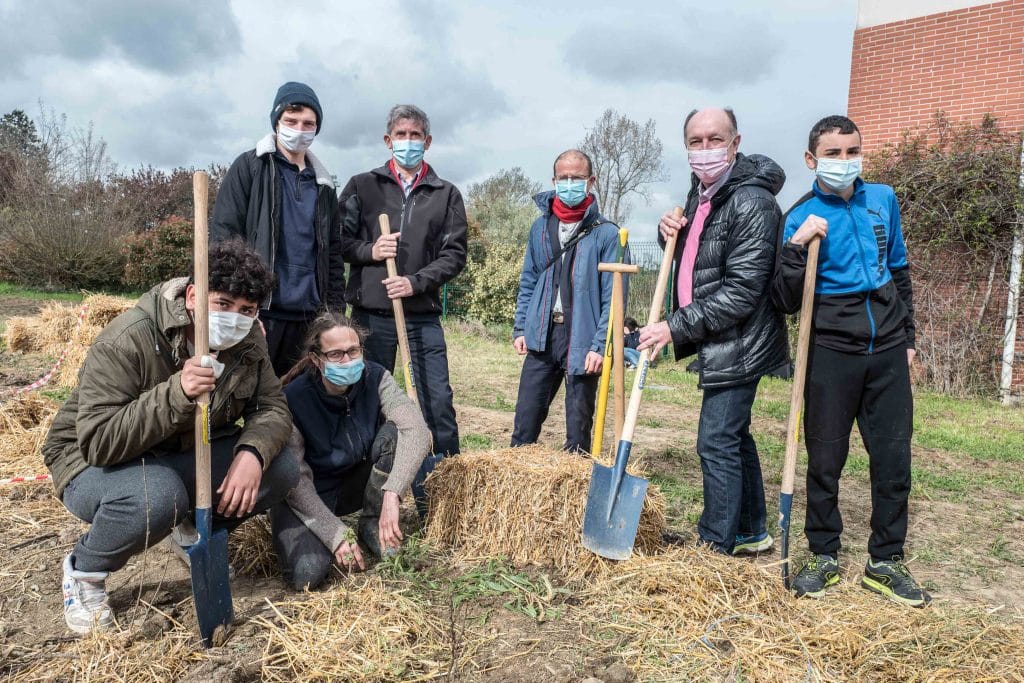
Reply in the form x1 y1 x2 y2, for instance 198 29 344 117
849 0 1024 395
849 0 1024 153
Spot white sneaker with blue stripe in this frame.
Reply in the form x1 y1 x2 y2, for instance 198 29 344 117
62 554 113 635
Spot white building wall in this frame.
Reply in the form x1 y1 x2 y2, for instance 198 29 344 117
857 0 990 27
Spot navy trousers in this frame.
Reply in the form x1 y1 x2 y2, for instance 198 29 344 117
352 307 460 456
510 321 599 453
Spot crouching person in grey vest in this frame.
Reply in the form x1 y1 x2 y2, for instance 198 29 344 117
270 311 430 590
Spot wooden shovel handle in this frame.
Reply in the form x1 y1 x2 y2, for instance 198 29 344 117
781 237 821 495
378 214 419 407
619 206 683 445
193 171 212 510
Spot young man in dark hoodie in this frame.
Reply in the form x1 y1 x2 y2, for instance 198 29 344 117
638 107 789 557
211 81 343 376
771 115 928 607
338 104 468 460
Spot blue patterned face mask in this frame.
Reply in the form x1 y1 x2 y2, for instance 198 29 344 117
554 178 588 207
391 139 425 168
323 358 364 386
814 156 862 191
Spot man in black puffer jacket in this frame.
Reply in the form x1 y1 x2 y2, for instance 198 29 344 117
639 108 788 556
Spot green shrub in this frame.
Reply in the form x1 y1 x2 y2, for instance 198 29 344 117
121 215 193 290
465 243 525 325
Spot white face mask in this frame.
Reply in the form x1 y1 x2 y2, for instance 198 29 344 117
277 125 315 153
208 311 255 350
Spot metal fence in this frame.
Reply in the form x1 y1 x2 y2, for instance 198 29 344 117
441 240 673 324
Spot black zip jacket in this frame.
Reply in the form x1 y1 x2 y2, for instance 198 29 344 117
662 153 789 389
338 162 468 315
210 134 344 310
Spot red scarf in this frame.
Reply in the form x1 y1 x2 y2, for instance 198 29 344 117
551 194 594 223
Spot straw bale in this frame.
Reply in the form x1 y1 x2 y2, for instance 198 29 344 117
73 323 103 347
424 446 665 581
580 547 1024 681
83 294 133 327
258 575 476 682
229 514 279 578
37 301 79 354
3 316 46 353
55 343 89 390
0 393 59 433
0 394 58 478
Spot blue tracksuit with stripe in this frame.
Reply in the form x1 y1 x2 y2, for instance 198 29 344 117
771 177 916 561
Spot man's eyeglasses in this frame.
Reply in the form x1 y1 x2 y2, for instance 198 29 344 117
318 347 363 362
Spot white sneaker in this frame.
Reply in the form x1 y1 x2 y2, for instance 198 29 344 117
62 554 113 635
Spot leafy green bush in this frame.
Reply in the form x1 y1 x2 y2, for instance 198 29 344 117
465 243 525 325
121 216 193 290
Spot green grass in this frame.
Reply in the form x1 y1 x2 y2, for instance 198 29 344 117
0 282 85 302
460 433 494 450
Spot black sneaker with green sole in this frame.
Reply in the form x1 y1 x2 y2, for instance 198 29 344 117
792 554 840 598
861 558 932 607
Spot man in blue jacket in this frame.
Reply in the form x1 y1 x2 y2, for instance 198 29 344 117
771 115 929 607
510 149 621 453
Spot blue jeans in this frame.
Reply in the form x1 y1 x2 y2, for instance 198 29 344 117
695 378 766 553
623 347 640 368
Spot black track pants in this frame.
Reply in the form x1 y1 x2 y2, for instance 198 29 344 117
803 343 913 561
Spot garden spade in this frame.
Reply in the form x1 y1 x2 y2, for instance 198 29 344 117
591 228 629 458
582 207 683 560
780 236 821 588
379 214 443 518
187 170 233 647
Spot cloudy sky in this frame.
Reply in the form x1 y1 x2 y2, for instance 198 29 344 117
0 0 857 239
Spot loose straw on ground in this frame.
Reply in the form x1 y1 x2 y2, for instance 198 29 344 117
579 546 1024 681
257 575 480 682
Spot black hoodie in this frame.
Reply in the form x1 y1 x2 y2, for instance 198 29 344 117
661 153 789 388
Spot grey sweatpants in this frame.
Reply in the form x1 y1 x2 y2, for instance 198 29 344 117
62 434 299 573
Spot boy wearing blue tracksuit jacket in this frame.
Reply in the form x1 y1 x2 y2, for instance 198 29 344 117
771 115 930 607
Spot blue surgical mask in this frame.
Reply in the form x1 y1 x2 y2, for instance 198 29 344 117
391 139 425 168
814 156 862 191
323 358 364 386
554 178 588 207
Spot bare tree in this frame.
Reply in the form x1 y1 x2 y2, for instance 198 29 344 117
579 109 666 225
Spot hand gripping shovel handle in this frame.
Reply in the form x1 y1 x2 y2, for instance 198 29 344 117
378 214 419 408
592 228 629 458
608 207 682 513
780 236 821 588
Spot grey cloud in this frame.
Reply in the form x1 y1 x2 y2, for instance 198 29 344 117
0 0 240 75
296 56 508 152
564 14 780 89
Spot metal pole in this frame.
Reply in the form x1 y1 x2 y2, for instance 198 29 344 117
998 140 1024 404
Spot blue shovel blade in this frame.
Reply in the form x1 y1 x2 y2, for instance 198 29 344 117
581 462 649 561
187 510 233 647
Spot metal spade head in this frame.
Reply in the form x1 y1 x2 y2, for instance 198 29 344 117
187 509 233 647
582 456 649 561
